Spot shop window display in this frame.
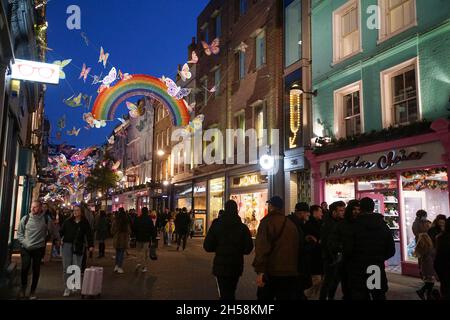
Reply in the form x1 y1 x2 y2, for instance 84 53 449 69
231 191 268 237
208 178 225 228
402 168 449 262
325 180 355 204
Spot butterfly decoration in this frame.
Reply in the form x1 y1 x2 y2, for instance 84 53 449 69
100 67 117 86
35 0 51 9
202 38 220 56
178 63 192 82
92 73 102 85
182 99 196 113
38 44 53 52
136 120 145 132
188 50 199 64
57 114 66 129
80 32 89 46
162 77 191 100
94 119 107 128
107 136 115 145
67 127 81 136
126 101 145 118
204 85 216 93
98 46 110 68
82 95 92 109
53 59 72 79
118 70 132 81
117 117 126 124
185 114 205 133
64 93 83 107
79 63 91 82
112 161 121 171
236 42 249 53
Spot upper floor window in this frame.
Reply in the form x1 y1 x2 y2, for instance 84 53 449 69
239 51 246 79
379 0 416 42
214 67 221 97
255 30 266 69
254 102 267 146
201 23 209 44
381 58 419 127
234 112 246 142
334 82 363 139
333 0 361 63
213 13 222 38
202 77 208 106
235 0 248 21
284 0 301 67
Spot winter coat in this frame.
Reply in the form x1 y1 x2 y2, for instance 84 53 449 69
434 233 450 282
320 215 339 264
304 217 323 275
342 213 395 293
60 217 94 255
428 226 443 247
133 213 157 243
111 218 131 249
204 212 253 277
95 214 109 241
165 221 176 234
175 212 191 234
412 219 432 242
418 249 437 281
252 209 299 277
17 213 49 250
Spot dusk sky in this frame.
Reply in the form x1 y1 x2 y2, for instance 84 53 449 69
45 0 209 148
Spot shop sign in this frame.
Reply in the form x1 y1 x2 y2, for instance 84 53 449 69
284 155 305 171
238 175 260 187
11 59 60 84
327 149 426 176
127 175 136 183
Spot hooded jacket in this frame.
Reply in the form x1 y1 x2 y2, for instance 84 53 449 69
133 213 157 242
204 212 253 277
253 209 299 277
343 212 395 291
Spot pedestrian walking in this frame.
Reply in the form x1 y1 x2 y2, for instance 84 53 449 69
175 208 191 251
95 210 109 258
428 214 447 246
112 208 131 274
319 201 346 300
49 212 61 260
204 200 254 300
304 205 324 300
333 199 361 300
288 202 310 300
343 198 395 300
60 205 94 297
253 196 299 301
434 217 450 300
414 233 437 300
17 201 50 300
133 207 156 272
165 217 176 246
412 210 432 243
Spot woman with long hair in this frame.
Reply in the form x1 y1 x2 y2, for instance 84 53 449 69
60 205 94 297
428 214 447 246
414 233 437 300
111 208 131 274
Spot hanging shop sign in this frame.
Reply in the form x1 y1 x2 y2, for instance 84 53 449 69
231 174 268 188
323 142 444 178
11 59 60 84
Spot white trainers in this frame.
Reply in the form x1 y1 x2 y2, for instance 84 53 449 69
116 267 124 274
135 264 141 271
114 265 119 273
63 289 70 297
142 267 148 273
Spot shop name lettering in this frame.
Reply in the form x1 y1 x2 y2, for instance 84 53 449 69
327 150 427 176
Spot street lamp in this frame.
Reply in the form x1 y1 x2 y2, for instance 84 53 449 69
259 154 275 171
157 149 165 157
163 180 170 187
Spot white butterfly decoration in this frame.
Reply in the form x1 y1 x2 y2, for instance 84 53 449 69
107 136 115 145
100 67 117 86
178 63 192 82
236 42 249 53
67 127 81 136
162 77 191 100
126 101 144 118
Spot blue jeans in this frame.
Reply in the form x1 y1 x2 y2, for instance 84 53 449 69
115 249 125 268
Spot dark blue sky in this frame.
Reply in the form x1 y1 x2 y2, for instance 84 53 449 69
45 0 208 148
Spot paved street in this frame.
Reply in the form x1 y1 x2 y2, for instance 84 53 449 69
9 238 424 300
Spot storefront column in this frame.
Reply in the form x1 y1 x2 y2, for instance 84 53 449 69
305 150 322 204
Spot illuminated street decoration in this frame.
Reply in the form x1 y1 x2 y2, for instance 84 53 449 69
289 85 302 149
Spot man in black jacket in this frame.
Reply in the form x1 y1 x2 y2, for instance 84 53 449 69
175 208 191 251
343 198 395 300
288 202 310 300
320 201 346 300
204 200 254 300
133 207 156 272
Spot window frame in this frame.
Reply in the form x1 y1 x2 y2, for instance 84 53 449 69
378 0 417 44
380 57 421 128
333 81 364 139
255 29 266 69
252 101 267 146
332 0 362 65
239 51 246 80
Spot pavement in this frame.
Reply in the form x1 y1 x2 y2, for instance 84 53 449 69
9 238 424 300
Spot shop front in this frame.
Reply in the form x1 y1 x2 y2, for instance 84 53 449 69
229 173 269 238
306 120 450 277
208 177 225 229
136 190 150 215
173 182 193 211
193 181 207 237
